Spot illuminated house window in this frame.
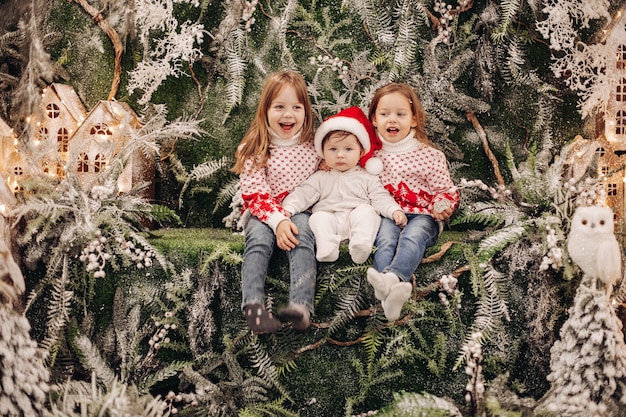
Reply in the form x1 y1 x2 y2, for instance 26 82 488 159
618 44 626 70
56 163 64 178
78 153 89 172
94 153 106 172
601 165 611 176
46 103 60 118
37 127 48 141
42 162 49 174
57 128 69 152
617 110 626 136
90 123 112 136
618 78 626 103
608 182 618 196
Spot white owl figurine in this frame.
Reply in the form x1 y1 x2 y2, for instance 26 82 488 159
567 206 622 295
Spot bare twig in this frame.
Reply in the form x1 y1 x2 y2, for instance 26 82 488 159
71 0 123 100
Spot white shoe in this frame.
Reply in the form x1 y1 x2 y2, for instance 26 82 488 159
367 268 399 301
382 282 412 321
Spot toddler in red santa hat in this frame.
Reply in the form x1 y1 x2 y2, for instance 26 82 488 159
282 106 407 264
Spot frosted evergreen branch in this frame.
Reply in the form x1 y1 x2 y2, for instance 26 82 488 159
73 335 117 387
178 156 232 208
40 256 73 361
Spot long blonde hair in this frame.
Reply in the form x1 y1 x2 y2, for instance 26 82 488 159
368 83 429 144
232 71 314 173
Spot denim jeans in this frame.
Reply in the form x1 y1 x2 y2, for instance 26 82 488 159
241 212 317 314
373 214 439 282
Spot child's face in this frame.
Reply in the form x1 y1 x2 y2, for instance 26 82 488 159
267 85 306 140
322 133 363 172
371 91 417 143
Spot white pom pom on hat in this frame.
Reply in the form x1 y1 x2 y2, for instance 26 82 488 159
314 106 383 175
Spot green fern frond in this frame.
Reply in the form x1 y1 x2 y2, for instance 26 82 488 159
239 397 298 417
361 330 385 365
179 156 232 208
328 274 367 334
452 201 523 228
150 204 182 225
138 360 192 393
249 337 292 401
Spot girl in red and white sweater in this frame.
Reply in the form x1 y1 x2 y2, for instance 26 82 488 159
365 83 459 322
232 71 320 333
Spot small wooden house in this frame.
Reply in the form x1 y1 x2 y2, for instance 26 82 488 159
0 117 23 193
68 100 155 199
594 10 626 223
32 83 88 178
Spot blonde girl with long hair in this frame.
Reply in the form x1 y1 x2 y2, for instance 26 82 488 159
233 71 319 333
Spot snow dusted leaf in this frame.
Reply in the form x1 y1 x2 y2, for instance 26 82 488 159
128 0 206 105
536 0 613 117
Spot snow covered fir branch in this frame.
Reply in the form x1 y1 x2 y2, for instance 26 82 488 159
1 0 626 416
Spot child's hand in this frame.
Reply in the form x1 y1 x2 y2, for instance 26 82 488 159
276 219 300 250
318 160 330 171
433 199 453 221
433 208 454 221
393 210 408 227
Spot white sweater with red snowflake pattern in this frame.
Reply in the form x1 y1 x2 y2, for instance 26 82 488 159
374 132 459 216
239 136 319 233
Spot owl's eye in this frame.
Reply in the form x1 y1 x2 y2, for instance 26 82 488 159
581 220 587 225
600 220 605 226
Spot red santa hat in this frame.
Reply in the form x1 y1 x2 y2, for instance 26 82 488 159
314 106 383 175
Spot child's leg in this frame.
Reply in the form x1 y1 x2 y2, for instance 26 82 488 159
309 211 341 262
382 214 439 282
372 217 401 272
371 214 438 321
241 217 281 333
281 212 317 330
347 205 381 264
368 217 402 301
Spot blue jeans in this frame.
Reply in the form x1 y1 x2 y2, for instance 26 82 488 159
373 214 439 282
241 213 317 313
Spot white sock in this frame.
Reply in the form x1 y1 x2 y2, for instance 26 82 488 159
382 282 412 321
349 243 372 264
316 243 339 262
367 269 399 301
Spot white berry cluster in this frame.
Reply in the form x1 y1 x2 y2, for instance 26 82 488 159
79 229 110 278
438 274 461 311
539 225 563 271
148 311 177 351
241 0 257 32
163 390 184 415
459 178 511 200
433 1 454 44
79 230 157 278
117 235 156 269
308 55 349 79
562 177 605 207
463 331 485 407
